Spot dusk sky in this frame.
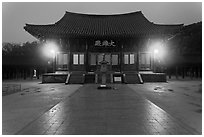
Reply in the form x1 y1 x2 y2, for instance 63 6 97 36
2 2 202 43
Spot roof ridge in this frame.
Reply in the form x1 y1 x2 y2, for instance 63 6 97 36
153 23 184 27
25 23 55 26
65 11 142 16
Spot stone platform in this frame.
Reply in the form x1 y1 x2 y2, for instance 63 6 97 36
42 71 166 84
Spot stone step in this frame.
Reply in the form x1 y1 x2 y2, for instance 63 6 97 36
68 73 85 84
124 73 142 84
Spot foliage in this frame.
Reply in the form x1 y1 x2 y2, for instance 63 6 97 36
165 22 202 67
2 41 41 56
168 21 202 55
2 41 47 66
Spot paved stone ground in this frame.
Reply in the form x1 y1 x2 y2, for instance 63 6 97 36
16 84 199 135
2 80 81 135
128 80 202 134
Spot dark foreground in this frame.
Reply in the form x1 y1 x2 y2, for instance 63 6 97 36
16 84 198 135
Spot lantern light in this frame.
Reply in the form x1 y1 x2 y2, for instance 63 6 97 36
150 41 166 58
42 41 58 58
154 49 159 54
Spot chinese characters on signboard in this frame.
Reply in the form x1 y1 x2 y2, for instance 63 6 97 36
95 40 116 47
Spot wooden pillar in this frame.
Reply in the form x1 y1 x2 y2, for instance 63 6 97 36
136 39 140 72
85 39 89 72
67 38 72 72
120 41 123 72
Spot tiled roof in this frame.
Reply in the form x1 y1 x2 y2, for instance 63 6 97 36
24 11 183 38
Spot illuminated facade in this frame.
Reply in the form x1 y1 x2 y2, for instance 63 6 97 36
24 11 183 83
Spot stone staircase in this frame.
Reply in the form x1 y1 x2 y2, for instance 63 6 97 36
66 72 85 84
123 72 143 84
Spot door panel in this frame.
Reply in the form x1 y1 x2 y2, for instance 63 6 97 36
139 53 151 70
56 53 68 70
123 53 137 71
89 53 120 72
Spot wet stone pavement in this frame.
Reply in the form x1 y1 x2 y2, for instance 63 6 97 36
16 84 198 135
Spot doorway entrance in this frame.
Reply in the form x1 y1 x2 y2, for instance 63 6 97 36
88 53 120 72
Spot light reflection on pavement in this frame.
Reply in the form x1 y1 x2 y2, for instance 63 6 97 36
17 84 199 135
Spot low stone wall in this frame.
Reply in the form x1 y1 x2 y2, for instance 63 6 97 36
42 73 67 83
140 73 166 82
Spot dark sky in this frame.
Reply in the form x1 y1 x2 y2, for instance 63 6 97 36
2 2 202 43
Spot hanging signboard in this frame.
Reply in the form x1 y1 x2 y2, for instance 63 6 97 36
95 40 116 47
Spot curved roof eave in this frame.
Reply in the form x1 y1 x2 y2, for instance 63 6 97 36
24 11 184 39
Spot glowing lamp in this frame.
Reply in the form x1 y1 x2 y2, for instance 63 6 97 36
50 49 55 54
42 41 58 58
150 41 166 58
154 49 159 54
